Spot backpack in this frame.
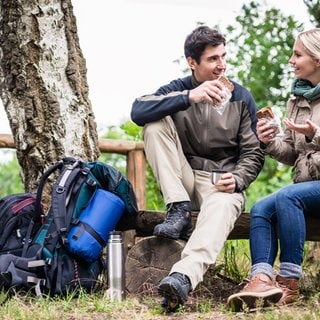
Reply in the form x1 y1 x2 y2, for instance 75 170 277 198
0 193 44 256
0 157 138 296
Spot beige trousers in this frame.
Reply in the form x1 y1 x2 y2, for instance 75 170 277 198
143 117 245 289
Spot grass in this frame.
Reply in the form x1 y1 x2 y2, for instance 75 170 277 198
1 289 320 320
1 241 320 319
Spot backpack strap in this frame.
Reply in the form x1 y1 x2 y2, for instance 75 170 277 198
35 160 65 216
51 160 82 241
27 276 46 296
35 157 79 216
71 221 106 247
51 160 95 245
21 219 35 257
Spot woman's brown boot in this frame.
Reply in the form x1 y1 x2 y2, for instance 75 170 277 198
275 275 299 305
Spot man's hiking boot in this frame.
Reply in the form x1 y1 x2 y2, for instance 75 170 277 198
227 274 283 312
153 201 192 240
276 275 299 305
158 272 191 312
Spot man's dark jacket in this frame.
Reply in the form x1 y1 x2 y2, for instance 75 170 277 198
131 75 264 192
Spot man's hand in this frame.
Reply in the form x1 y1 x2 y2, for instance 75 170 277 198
214 172 236 193
189 80 225 104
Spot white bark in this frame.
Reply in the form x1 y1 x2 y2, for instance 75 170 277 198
0 0 100 193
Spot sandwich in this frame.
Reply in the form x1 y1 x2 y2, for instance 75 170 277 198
256 106 274 119
211 75 234 106
218 75 234 92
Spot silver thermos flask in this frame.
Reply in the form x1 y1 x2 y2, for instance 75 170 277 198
107 231 125 301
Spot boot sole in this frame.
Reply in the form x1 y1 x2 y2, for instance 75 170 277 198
158 279 187 312
227 288 283 312
153 228 179 239
153 225 192 241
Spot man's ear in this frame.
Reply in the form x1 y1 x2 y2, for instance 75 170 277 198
187 57 197 70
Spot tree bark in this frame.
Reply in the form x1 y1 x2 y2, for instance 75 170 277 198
0 0 99 198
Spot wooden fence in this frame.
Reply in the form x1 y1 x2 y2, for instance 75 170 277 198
1 133 320 241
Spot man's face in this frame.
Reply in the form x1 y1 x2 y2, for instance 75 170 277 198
188 43 227 82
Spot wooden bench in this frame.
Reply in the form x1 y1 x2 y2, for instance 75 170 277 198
1 134 320 294
2 133 319 240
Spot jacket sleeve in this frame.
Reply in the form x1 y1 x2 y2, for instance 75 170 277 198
232 84 258 135
131 79 190 126
232 103 265 191
262 101 298 166
263 128 298 166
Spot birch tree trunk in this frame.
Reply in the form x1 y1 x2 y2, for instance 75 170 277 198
0 0 99 195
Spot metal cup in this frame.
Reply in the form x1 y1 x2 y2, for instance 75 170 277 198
211 170 227 185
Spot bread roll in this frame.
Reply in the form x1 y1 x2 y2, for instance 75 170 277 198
256 106 274 119
211 75 234 106
218 75 234 92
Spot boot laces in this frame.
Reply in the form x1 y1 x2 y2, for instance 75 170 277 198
165 203 190 225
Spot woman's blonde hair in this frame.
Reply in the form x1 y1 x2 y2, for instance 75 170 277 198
298 28 320 59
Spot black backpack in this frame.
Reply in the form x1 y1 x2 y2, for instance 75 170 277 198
0 157 138 296
0 193 44 256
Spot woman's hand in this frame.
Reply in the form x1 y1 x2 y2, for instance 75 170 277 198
283 118 317 139
257 119 280 144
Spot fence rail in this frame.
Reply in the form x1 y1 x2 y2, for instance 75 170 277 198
0 133 147 210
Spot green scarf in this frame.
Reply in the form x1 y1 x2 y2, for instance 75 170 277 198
291 79 320 101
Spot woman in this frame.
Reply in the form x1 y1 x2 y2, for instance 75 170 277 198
227 28 320 312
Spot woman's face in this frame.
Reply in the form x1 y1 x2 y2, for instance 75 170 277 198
289 38 320 85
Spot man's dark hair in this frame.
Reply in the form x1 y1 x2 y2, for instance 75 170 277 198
184 26 226 64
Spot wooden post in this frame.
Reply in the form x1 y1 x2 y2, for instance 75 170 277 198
126 150 146 211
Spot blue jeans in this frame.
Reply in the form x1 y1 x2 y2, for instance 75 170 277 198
250 180 320 279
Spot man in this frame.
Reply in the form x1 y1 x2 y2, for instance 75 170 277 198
131 25 264 311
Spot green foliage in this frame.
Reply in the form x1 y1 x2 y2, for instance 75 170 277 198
145 164 166 211
226 1 303 110
245 157 293 211
221 240 251 281
98 125 128 175
304 0 320 27
120 121 143 141
0 154 23 197
98 123 143 176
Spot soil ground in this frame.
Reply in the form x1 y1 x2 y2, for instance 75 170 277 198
130 268 319 319
133 269 244 313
